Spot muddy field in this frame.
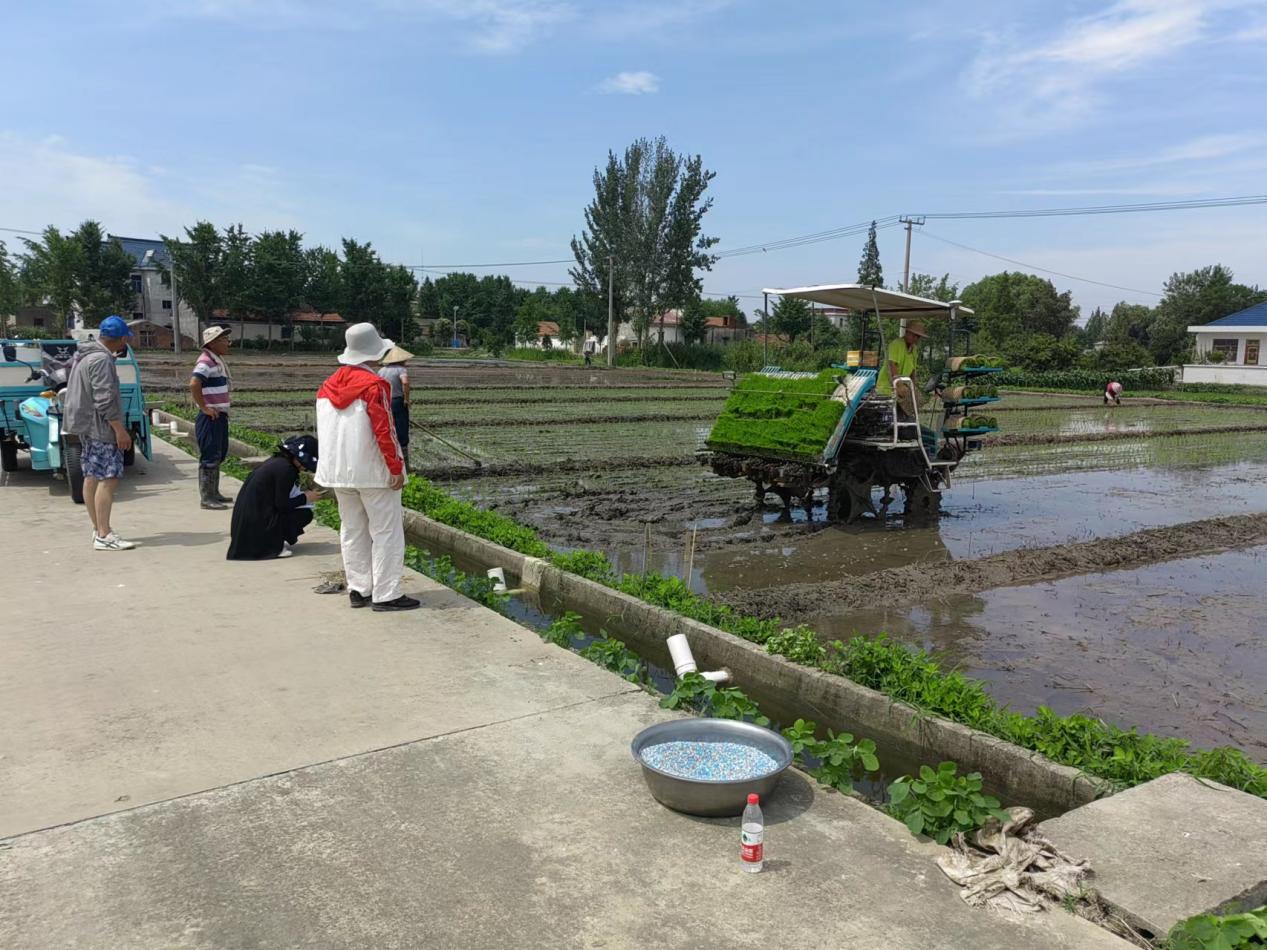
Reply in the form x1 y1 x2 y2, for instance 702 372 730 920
149 354 1267 760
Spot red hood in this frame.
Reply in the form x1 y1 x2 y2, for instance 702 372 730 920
317 365 388 409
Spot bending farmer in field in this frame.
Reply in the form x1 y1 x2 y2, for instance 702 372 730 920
315 323 420 612
378 346 412 471
1104 380 1123 406
227 435 322 560
877 320 929 421
190 325 234 510
63 315 136 551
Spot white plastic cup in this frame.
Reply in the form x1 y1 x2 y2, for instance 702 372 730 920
666 634 698 677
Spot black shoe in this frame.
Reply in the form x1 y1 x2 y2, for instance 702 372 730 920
349 590 370 609
372 594 421 612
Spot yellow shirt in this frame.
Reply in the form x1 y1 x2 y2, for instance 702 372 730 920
877 337 917 394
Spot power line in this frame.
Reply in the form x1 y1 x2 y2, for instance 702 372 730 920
415 257 573 268
914 194 1267 221
920 230 1162 298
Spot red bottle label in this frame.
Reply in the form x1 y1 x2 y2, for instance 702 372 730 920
741 842 763 862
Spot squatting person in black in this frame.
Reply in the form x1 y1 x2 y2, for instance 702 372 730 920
227 435 323 560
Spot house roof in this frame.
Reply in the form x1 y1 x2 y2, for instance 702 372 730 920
537 321 560 336
110 236 170 268
1189 300 1267 333
211 308 344 325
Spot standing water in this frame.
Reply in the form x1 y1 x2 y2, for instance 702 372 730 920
741 793 764 873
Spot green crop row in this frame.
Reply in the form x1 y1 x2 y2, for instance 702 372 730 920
156 408 1267 800
996 367 1178 390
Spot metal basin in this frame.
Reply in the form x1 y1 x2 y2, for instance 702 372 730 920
630 718 793 817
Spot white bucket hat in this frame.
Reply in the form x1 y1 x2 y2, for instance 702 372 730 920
338 322 394 366
202 325 232 346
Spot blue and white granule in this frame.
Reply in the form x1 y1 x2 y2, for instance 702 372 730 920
640 740 778 780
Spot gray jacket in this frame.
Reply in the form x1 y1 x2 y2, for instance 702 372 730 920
63 340 123 444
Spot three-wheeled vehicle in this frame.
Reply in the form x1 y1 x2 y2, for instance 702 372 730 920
702 284 1002 523
0 338 153 503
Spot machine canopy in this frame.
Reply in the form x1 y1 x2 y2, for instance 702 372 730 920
762 284 973 320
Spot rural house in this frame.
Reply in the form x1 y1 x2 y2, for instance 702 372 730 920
1185 300 1267 386
111 236 199 342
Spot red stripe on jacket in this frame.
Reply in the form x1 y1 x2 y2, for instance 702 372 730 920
316 365 404 476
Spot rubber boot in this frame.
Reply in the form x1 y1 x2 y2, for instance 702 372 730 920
212 467 233 504
200 468 227 510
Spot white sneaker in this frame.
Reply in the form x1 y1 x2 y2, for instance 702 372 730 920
94 532 137 551
277 543 294 559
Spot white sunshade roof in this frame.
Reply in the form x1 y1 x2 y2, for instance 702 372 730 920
762 283 973 320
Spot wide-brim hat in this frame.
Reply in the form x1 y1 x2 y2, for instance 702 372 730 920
338 322 394 365
203 325 232 346
381 345 414 365
904 320 929 339
280 435 318 472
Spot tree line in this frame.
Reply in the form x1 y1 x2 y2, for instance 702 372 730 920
0 222 136 332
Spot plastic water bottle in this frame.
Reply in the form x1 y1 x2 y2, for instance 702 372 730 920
740 793 764 873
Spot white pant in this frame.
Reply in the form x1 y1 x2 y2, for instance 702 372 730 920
335 487 405 603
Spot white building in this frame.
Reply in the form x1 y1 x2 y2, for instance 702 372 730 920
111 236 198 343
1185 301 1267 386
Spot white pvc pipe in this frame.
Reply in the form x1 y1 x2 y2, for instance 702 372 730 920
666 633 730 684
486 567 507 593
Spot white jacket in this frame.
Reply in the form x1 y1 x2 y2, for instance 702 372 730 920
314 365 404 488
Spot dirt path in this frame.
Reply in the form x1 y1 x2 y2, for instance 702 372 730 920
717 511 1267 622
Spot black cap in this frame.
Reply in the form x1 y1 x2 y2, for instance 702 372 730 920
280 435 318 472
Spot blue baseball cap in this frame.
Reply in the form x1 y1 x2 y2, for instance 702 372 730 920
99 315 133 339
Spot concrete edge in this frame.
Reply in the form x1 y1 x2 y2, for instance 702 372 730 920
152 408 262 461
396 506 1112 815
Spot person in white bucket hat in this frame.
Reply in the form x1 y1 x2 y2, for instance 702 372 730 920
314 323 419 611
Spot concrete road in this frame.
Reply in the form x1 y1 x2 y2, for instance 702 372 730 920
0 440 1123 948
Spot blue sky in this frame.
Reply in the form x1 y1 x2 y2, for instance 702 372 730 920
2 0 1265 317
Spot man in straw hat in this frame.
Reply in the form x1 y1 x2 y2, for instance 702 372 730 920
315 323 420 612
877 319 929 420
190 324 234 509
378 344 413 470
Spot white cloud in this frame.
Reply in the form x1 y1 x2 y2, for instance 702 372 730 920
598 71 660 95
0 133 309 240
153 0 575 52
963 0 1255 132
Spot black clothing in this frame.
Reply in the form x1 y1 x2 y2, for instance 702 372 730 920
227 454 313 560
390 395 409 449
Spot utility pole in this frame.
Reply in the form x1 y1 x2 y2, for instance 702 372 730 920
899 216 925 293
762 291 769 367
606 254 615 368
171 262 181 355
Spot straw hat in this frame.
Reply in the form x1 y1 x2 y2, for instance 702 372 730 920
338 323 394 365
381 345 414 365
904 320 929 339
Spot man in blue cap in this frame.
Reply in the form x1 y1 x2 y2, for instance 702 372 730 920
63 315 137 550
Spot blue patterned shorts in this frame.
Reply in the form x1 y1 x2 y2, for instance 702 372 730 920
81 438 124 480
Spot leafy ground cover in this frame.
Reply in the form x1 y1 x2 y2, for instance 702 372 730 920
706 369 844 462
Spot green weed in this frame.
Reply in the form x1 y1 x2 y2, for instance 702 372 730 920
887 762 1010 845
782 718 879 794
1165 906 1267 950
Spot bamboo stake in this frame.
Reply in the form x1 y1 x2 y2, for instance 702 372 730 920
684 525 698 590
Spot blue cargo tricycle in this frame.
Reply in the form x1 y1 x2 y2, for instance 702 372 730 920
0 338 153 503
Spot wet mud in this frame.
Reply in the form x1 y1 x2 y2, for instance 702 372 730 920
815 546 1267 759
716 511 1267 623
985 423 1267 447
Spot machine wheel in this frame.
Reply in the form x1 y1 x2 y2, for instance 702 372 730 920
0 437 17 473
65 441 85 505
828 474 872 524
903 480 941 519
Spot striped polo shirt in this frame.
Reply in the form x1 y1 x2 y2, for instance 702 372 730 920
191 349 232 410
